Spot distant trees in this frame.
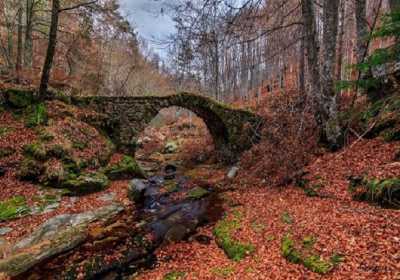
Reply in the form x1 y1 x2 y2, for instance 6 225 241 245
164 0 394 148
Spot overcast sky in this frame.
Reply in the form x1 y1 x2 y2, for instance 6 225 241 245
119 0 175 58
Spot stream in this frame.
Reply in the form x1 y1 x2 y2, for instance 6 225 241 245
14 162 224 280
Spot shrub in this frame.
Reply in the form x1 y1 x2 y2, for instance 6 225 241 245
240 91 317 186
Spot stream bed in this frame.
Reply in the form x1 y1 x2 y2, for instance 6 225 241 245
11 164 224 280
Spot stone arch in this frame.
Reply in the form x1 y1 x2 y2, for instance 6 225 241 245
76 92 263 162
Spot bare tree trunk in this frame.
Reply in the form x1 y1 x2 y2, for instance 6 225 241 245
336 0 346 82
24 0 34 68
299 26 306 94
16 4 23 83
39 0 60 98
321 0 340 147
389 0 400 11
301 0 321 108
355 0 368 65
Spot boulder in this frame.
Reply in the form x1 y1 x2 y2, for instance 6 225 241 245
128 179 148 203
104 155 146 180
62 172 109 195
227 166 239 179
0 204 124 277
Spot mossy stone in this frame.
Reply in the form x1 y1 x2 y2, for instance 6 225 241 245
23 143 47 161
0 196 30 221
0 147 15 159
62 172 109 195
187 187 209 199
104 155 146 180
5 89 35 108
213 213 254 261
17 158 44 181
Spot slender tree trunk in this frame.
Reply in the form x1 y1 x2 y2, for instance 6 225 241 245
336 0 346 82
389 0 400 11
301 0 321 108
24 0 34 68
320 0 340 147
16 4 23 83
299 26 306 94
39 0 60 98
355 0 368 65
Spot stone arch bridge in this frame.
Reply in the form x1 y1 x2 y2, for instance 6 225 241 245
76 92 263 161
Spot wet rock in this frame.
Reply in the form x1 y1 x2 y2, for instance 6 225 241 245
0 227 12 236
164 164 177 180
104 155 147 180
99 192 116 202
0 167 5 177
128 179 148 203
227 166 239 179
0 204 124 277
14 203 123 251
194 234 212 245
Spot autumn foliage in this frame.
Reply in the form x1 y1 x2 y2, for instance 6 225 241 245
240 91 318 186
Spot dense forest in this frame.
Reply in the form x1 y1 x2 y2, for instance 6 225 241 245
0 0 399 279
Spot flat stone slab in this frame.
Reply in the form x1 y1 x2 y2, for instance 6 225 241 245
0 203 124 277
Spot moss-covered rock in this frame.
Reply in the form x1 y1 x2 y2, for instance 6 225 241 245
213 212 254 261
104 155 146 180
41 160 67 186
17 158 44 181
62 172 109 195
0 147 15 159
187 187 209 199
349 176 400 208
23 143 47 161
281 234 342 275
357 95 400 141
0 196 30 221
163 271 186 280
4 89 35 108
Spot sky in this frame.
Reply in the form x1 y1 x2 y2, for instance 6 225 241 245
119 0 176 58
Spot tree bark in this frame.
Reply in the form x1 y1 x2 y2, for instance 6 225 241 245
320 0 340 147
389 0 400 12
355 0 368 65
24 0 34 68
39 0 60 98
301 0 321 108
16 4 23 83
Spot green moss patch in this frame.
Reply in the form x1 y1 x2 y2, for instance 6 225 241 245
349 176 400 208
25 103 48 128
23 143 47 161
211 266 235 278
213 212 255 261
104 155 146 180
281 234 343 274
17 158 44 181
62 172 109 195
163 271 186 280
0 196 31 221
0 127 14 137
187 186 209 199
281 212 293 224
0 147 15 159
5 89 35 108
358 95 400 141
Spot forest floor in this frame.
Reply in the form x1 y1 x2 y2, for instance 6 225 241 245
0 94 399 279
134 137 400 280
